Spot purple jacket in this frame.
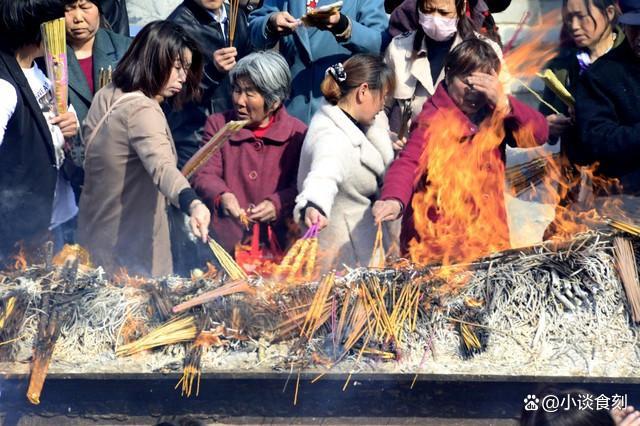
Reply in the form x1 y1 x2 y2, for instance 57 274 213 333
191 106 307 253
380 83 549 254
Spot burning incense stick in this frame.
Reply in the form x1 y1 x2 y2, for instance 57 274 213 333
41 18 68 115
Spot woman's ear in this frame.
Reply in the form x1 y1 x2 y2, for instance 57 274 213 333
356 82 369 103
265 100 282 116
605 5 616 22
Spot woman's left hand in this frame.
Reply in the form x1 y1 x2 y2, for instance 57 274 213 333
466 70 509 112
189 200 211 243
50 111 79 139
248 200 277 223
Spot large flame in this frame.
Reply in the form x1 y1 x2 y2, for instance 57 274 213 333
408 108 523 267
408 11 566 268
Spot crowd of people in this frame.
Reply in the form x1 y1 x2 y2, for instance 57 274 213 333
0 0 639 277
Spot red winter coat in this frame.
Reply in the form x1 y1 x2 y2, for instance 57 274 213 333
380 83 549 254
191 106 307 253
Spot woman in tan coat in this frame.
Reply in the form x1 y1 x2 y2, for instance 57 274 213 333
78 21 211 277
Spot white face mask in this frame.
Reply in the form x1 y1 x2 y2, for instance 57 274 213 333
418 11 458 42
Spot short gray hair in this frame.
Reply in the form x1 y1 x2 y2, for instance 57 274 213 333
230 50 291 110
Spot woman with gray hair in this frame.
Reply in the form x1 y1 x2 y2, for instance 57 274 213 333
191 50 308 256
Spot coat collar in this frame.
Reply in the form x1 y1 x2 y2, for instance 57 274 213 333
408 31 462 95
317 101 387 177
67 29 120 103
183 0 223 25
228 105 299 144
0 51 55 161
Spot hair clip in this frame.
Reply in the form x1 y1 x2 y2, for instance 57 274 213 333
326 63 347 83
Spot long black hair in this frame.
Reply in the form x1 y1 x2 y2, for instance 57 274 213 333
112 20 204 107
0 0 66 53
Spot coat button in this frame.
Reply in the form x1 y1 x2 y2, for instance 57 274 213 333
254 141 263 151
248 170 258 180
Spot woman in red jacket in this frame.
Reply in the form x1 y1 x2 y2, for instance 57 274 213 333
191 50 307 255
373 38 549 261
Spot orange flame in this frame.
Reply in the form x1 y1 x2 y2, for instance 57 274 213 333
113 268 147 287
502 11 561 87
409 108 518 268
12 245 27 271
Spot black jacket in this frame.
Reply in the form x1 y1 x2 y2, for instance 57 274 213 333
166 0 253 168
101 0 130 36
575 42 640 194
0 51 58 261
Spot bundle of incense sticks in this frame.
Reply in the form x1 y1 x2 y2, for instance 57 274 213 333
274 224 319 283
115 315 197 357
228 0 240 47
41 18 68 115
613 237 640 323
608 219 640 237
207 237 248 281
181 120 248 179
97 65 113 90
505 153 560 196
537 69 575 108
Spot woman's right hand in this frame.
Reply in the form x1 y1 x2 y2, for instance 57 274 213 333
268 11 300 36
547 113 572 138
372 200 402 223
189 201 211 243
220 192 244 219
304 206 328 230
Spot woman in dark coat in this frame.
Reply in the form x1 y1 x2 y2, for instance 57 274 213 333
64 0 131 169
191 50 307 255
373 39 548 261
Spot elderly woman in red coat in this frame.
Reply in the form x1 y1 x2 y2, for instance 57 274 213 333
373 39 549 261
191 50 307 254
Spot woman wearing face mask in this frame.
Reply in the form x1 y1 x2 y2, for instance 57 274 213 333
541 0 622 145
63 0 131 168
77 21 211 277
191 50 307 256
378 0 504 153
372 39 548 257
295 54 396 270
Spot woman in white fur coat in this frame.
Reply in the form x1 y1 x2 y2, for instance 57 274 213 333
294 54 396 270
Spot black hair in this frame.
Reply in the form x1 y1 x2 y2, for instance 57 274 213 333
562 0 620 33
112 20 203 108
0 0 66 52
417 0 477 40
444 38 501 83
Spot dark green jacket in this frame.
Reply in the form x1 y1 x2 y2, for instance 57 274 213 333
67 28 131 127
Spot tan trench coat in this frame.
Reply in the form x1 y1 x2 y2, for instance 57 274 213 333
77 84 190 277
